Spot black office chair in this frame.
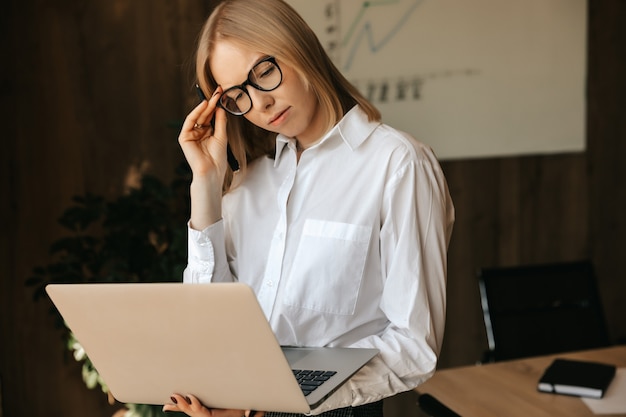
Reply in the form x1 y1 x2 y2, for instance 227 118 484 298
478 260 611 362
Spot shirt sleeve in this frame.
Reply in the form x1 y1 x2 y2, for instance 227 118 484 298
310 148 455 414
182 220 233 284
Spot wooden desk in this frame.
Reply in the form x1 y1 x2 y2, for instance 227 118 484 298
416 345 626 417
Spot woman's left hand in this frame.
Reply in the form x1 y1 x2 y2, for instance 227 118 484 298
162 394 263 417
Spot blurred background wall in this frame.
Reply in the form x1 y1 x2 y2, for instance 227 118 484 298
1 1 625 416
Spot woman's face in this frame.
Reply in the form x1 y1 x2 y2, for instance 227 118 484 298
210 41 327 145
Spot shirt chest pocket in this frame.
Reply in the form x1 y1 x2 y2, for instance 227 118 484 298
283 219 372 315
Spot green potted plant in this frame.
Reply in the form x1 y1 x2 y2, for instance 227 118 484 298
27 163 191 417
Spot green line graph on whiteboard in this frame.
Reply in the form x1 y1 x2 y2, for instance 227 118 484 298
328 0 424 71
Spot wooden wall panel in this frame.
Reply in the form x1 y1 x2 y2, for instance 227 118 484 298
1 1 217 416
587 0 626 344
1 0 625 416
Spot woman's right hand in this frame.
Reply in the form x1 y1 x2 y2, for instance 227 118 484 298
179 87 229 229
178 86 228 181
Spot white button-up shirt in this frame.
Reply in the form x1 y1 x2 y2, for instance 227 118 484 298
184 106 455 413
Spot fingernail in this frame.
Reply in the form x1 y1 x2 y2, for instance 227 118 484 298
185 396 192 404
170 396 177 404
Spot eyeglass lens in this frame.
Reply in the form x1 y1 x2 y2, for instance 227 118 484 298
219 57 282 115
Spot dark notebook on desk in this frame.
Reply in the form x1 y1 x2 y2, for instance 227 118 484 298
537 358 616 399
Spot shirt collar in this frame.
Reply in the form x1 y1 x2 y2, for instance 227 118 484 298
273 105 381 165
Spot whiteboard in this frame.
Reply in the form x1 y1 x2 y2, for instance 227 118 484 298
287 0 587 160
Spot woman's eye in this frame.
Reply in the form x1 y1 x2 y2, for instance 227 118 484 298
254 62 275 79
225 90 243 101
236 91 247 101
260 66 275 78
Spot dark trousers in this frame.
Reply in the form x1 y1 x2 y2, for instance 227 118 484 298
266 400 383 417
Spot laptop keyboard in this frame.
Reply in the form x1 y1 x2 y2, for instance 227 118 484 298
292 369 337 396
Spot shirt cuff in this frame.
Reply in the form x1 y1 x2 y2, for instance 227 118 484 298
184 220 227 284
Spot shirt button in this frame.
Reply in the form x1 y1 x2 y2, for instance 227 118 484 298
267 280 274 287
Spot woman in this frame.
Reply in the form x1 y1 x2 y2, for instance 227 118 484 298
164 0 454 416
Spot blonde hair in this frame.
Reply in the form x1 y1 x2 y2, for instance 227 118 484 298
196 0 380 191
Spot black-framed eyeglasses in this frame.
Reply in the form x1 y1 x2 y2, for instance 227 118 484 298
218 56 283 116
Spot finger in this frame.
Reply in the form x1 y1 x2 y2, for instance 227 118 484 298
213 106 228 144
208 85 223 108
184 100 210 132
162 395 183 413
196 86 223 128
186 393 202 406
169 393 192 409
184 393 212 415
162 403 180 413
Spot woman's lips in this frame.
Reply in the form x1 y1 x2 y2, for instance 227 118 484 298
269 107 290 126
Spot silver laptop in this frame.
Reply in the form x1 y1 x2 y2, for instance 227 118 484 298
46 282 378 413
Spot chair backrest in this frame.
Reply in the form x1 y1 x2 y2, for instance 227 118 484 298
478 260 611 362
